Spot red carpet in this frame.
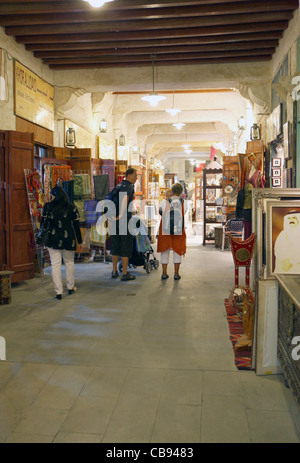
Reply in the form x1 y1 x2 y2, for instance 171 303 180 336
225 298 253 370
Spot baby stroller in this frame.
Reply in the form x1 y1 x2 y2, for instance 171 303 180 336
118 216 159 274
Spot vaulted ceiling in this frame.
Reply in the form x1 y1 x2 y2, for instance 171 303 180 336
0 0 298 70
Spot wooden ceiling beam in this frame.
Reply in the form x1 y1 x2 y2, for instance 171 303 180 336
0 0 270 15
5 11 294 36
25 32 283 51
16 21 289 44
42 48 276 65
48 55 272 70
34 41 279 59
0 1 297 25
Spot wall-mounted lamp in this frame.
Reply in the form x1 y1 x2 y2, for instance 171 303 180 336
119 134 126 146
65 127 76 148
99 119 107 133
238 116 246 131
250 123 261 140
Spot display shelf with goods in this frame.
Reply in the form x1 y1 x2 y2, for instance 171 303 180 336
194 171 203 223
203 167 223 246
164 173 177 187
159 187 170 202
148 181 159 200
222 155 241 221
115 160 128 186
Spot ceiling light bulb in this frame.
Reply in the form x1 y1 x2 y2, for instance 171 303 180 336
185 149 192 154
141 92 166 107
166 108 181 116
172 122 186 130
84 0 114 8
182 144 191 149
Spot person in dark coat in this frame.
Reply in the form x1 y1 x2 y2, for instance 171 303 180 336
41 186 83 299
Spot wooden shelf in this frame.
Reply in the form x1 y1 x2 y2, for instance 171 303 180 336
203 167 223 246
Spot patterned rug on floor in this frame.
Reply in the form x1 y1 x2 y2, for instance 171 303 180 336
224 298 253 370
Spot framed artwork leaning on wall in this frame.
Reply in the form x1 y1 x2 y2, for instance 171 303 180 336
266 200 300 278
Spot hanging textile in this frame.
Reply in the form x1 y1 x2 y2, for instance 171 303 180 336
62 179 75 203
73 174 91 199
74 200 85 223
84 199 100 225
44 165 72 202
93 174 110 201
90 223 107 245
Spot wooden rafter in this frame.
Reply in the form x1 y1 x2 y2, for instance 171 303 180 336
0 0 298 69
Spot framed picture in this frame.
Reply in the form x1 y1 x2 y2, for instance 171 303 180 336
272 178 281 187
272 168 281 177
252 188 300 282
266 200 300 278
272 158 281 167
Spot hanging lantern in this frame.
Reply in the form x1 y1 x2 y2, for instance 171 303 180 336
99 118 107 133
132 144 138 154
250 123 261 140
238 116 246 130
119 134 126 146
65 127 76 148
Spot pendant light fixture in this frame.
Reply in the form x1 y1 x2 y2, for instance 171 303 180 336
166 91 181 116
83 0 114 8
173 113 186 130
141 55 166 107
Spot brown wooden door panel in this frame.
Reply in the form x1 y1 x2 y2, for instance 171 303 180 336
5 131 34 281
0 132 6 270
10 188 32 225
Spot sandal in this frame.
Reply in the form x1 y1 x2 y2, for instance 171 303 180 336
161 274 169 280
174 274 181 280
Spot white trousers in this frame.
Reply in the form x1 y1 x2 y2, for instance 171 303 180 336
47 248 75 295
160 249 182 265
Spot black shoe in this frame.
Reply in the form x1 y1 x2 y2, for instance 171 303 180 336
68 287 76 295
121 273 136 281
111 271 119 279
55 294 62 300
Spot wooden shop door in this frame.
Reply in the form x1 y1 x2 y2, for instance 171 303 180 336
0 132 7 271
4 131 35 282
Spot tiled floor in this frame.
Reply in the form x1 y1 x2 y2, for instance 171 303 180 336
0 243 299 443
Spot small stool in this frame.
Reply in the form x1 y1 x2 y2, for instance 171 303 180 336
0 271 14 305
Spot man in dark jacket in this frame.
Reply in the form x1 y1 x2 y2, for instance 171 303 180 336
111 167 138 281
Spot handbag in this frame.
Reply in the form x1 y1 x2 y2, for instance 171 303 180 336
36 211 51 247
